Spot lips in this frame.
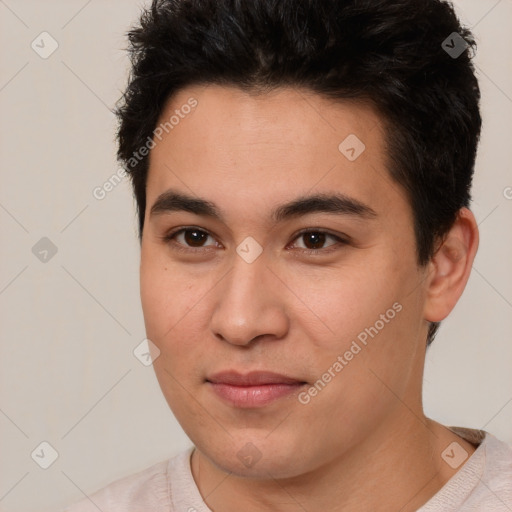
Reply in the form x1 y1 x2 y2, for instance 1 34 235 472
207 370 305 386
206 371 307 408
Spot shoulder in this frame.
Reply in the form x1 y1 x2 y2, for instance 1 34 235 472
62 448 193 512
420 428 512 512
469 432 512 509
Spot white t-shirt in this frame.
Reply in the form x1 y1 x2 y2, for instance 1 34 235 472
63 427 512 511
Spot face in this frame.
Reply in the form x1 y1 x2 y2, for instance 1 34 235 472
140 84 431 478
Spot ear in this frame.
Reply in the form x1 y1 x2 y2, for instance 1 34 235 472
423 207 479 323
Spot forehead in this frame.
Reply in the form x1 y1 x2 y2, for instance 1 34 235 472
145 84 409 226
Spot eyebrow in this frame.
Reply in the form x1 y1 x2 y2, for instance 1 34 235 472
149 189 377 223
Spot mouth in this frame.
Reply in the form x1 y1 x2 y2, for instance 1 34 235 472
206 370 307 408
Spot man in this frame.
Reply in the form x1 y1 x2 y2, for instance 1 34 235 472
65 0 512 510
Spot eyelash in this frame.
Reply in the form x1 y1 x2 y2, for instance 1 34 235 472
161 227 349 256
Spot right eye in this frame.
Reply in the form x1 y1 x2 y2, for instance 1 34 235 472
162 227 221 253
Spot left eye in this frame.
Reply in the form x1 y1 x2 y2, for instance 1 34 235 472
290 230 344 251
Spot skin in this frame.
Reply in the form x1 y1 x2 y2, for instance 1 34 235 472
140 84 479 511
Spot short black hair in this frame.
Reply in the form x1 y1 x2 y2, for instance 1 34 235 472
115 0 481 346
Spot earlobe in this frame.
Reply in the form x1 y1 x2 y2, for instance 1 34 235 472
423 208 479 323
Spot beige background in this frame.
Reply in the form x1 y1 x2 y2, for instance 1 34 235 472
0 1 511 511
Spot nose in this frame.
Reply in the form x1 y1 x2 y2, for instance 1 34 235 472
209 253 289 346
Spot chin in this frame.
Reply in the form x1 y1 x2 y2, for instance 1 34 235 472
193 431 314 479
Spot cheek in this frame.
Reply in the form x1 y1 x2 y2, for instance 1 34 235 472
290 256 421 400
139 249 218 380
140 254 208 413
140 258 171 341
286 260 403 348
140 248 196 341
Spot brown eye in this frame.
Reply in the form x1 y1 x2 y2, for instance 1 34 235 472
182 229 209 247
292 230 343 252
301 232 329 250
164 227 218 250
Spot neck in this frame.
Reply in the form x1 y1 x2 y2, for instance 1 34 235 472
190 414 476 512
